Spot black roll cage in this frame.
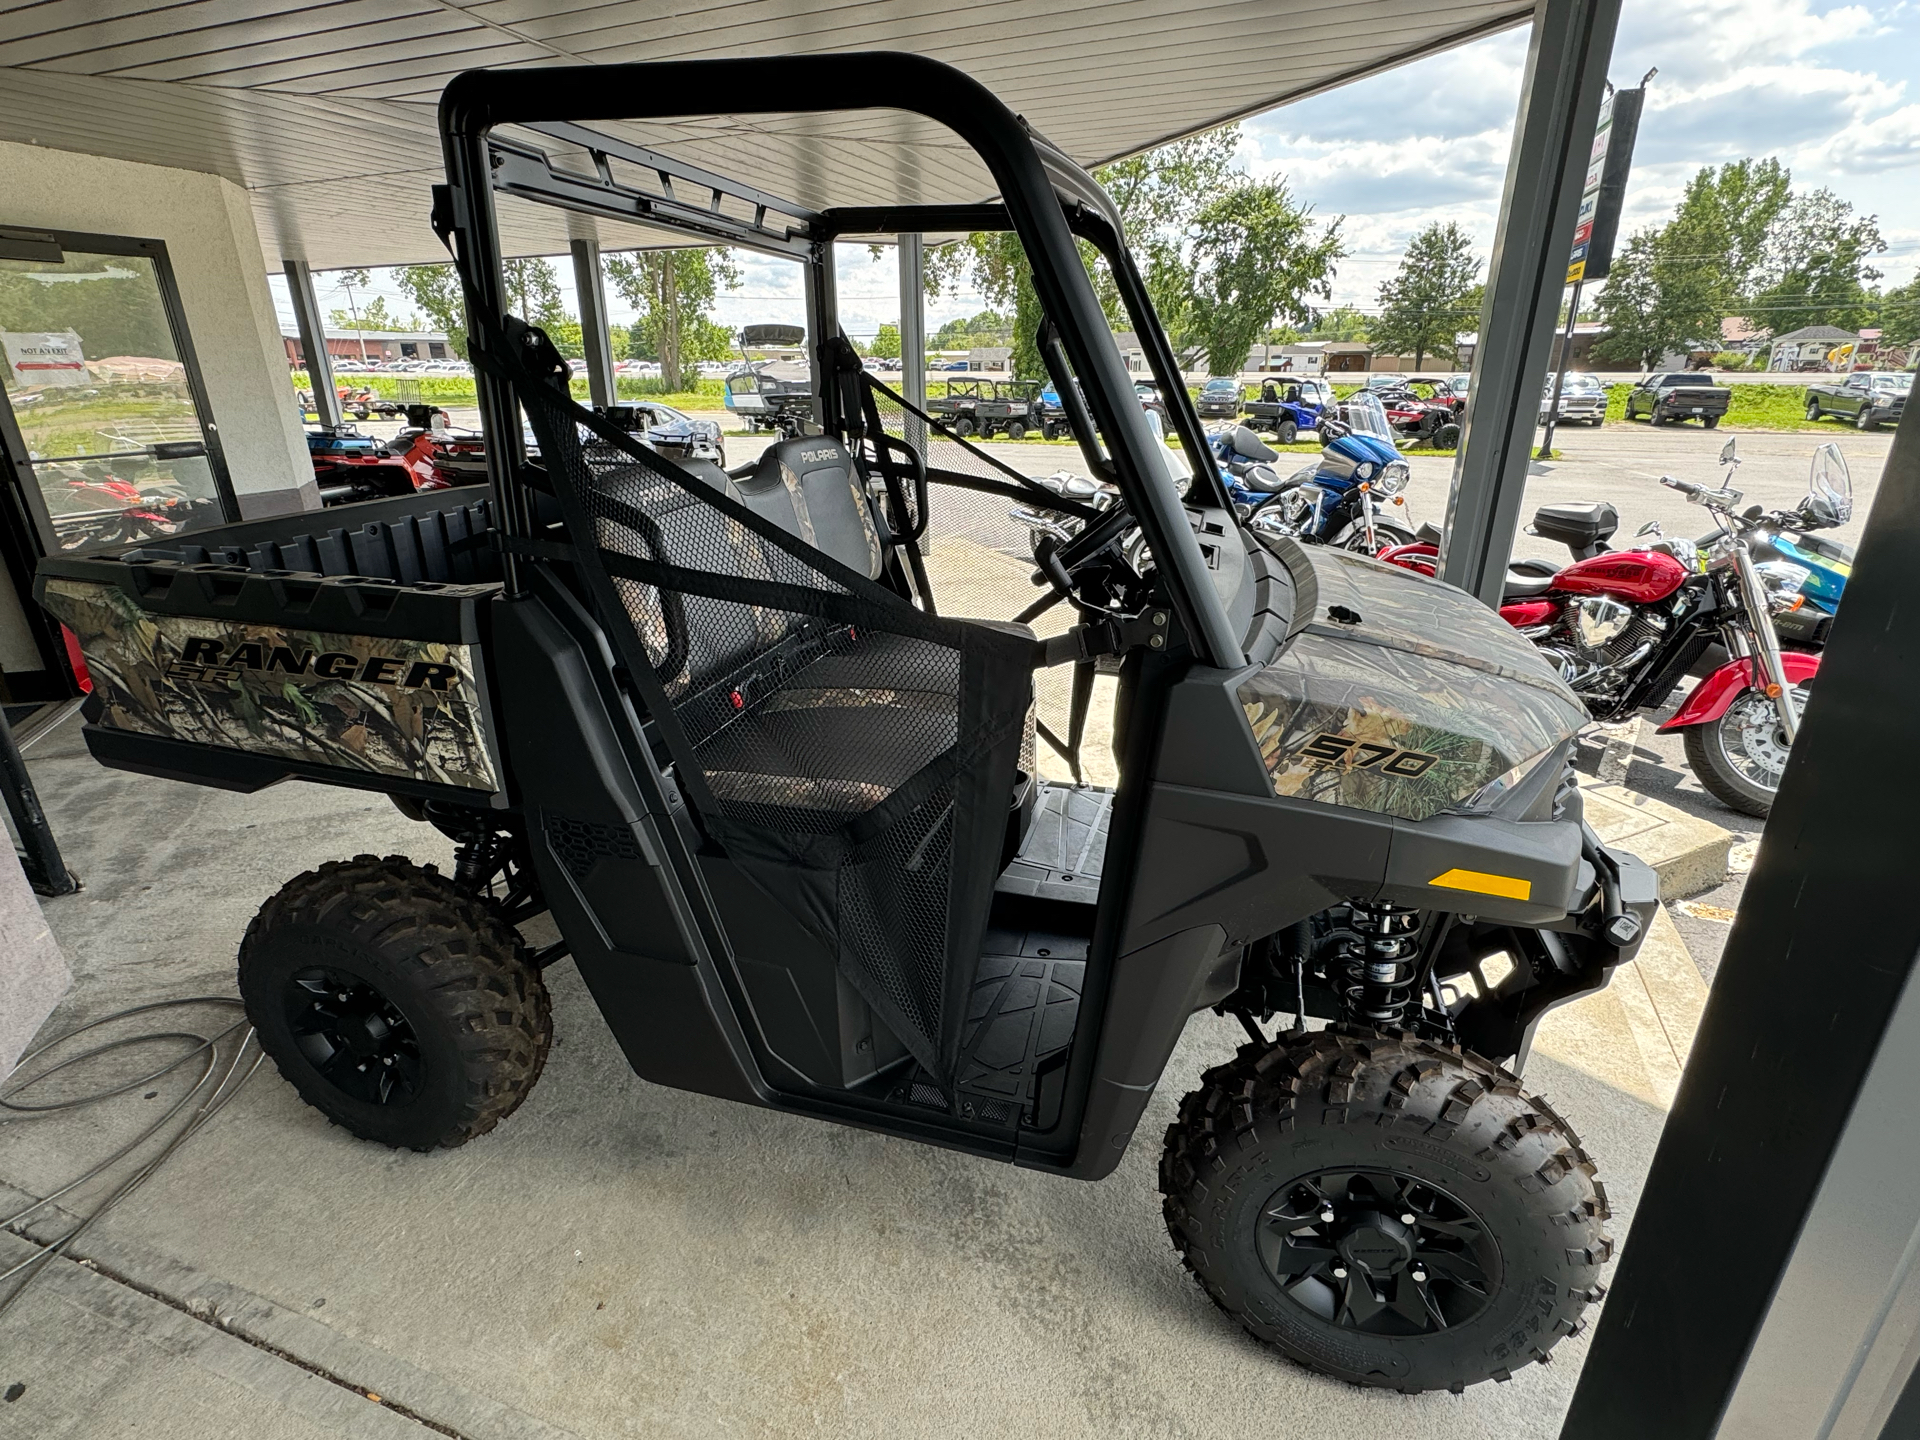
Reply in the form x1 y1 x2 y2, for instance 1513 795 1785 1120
436 51 1244 669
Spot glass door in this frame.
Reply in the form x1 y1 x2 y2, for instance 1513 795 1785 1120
0 229 235 557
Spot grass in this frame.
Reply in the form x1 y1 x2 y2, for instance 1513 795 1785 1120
1595 381 1844 432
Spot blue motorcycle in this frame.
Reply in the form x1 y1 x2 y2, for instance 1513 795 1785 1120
1239 393 1417 553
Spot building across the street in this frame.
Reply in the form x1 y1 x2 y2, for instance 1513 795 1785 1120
1768 325 1861 372
282 327 455 365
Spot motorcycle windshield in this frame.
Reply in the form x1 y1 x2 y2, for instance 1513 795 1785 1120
1809 443 1853 523
1337 392 1396 443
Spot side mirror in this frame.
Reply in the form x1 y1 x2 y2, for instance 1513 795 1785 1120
1719 437 1739 467
1635 520 1662 538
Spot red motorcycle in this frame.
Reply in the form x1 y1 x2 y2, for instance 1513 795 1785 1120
1381 456 1845 816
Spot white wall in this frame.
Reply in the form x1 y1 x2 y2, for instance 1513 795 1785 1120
0 139 315 518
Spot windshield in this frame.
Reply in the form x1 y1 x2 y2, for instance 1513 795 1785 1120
1810 442 1852 518
1874 373 1912 391
1335 391 1396 443
1203 378 1237 393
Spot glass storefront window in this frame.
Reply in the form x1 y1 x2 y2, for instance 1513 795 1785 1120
0 235 232 554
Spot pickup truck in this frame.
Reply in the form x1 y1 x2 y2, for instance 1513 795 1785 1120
1805 370 1910 431
1623 373 1731 428
1241 376 1333 443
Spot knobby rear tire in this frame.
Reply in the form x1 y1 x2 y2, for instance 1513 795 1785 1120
239 854 552 1151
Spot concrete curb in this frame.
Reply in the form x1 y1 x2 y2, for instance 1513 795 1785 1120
1584 782 1735 901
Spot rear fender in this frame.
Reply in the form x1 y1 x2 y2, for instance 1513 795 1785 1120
1657 650 1820 730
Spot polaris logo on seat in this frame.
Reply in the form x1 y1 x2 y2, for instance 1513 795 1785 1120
165 637 462 692
798 446 839 464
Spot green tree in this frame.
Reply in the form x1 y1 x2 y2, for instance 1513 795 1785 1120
1592 220 1728 369
1878 276 1920 350
605 249 740 390
327 295 413 332
869 321 902 359
1306 305 1372 342
392 264 469 357
1748 189 1886 335
501 258 566 327
1091 126 1244 326
1177 180 1343 377
931 310 1010 349
1369 222 1482 369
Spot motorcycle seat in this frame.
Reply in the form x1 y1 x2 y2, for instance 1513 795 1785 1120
1502 568 1557 600
1230 425 1278 463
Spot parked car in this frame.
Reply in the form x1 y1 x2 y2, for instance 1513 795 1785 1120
1361 373 1407 392
1805 370 1910 431
1195 376 1243 419
1542 371 1607 426
1448 372 1472 399
1624 372 1731 428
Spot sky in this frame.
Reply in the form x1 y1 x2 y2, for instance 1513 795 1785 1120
271 0 1920 346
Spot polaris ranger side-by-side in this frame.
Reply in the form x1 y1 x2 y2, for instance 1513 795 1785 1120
35 55 1654 1395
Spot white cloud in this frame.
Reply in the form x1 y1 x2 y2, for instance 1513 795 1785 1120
1240 0 1920 301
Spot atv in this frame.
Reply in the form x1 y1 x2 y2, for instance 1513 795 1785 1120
35 54 1654 1396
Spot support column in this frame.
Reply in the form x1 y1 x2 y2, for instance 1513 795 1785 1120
898 234 927 450
1439 0 1622 604
283 260 338 430
569 237 616 409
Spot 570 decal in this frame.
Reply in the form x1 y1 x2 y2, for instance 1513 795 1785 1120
1297 731 1440 778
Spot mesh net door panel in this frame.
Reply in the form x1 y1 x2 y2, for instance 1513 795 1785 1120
511 372 1031 1086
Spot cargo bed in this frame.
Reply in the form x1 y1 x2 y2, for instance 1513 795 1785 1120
34 490 510 802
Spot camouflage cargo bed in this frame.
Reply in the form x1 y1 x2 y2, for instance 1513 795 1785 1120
34 489 509 800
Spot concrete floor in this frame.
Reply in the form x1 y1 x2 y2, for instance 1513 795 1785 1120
0 705 1684 1440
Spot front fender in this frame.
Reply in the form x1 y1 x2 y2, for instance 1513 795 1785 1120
1657 650 1820 730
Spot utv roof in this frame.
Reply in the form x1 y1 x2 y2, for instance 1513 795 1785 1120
0 1 1535 268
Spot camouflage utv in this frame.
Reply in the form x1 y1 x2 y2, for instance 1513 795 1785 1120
37 55 1655 1394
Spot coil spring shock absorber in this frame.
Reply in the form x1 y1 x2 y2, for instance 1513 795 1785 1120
1342 901 1423 1028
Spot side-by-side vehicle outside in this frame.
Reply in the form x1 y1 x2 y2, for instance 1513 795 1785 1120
35 55 1657 1395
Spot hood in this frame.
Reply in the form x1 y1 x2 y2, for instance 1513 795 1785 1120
1238 537 1588 821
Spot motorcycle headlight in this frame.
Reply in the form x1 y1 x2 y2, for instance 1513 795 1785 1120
1756 560 1810 598
1373 461 1411 497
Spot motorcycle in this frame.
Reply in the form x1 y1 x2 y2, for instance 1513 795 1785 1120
1205 424 1290 511
1244 392 1417 552
1496 441 1853 655
1381 438 1851 817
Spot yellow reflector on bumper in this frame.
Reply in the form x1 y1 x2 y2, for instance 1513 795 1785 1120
1429 868 1532 901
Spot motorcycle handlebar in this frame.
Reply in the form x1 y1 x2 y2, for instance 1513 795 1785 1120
1659 475 1704 496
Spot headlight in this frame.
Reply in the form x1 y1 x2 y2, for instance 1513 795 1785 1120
1756 560 1810 613
1452 746 1558 815
1374 461 1411 497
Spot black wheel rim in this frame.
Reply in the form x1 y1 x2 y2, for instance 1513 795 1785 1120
1257 1168 1498 1336
285 967 424 1106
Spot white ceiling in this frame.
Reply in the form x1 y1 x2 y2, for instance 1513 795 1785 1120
0 0 1533 269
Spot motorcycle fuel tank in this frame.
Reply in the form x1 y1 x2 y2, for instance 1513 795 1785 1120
1238 539 1588 822
1551 549 1688 605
